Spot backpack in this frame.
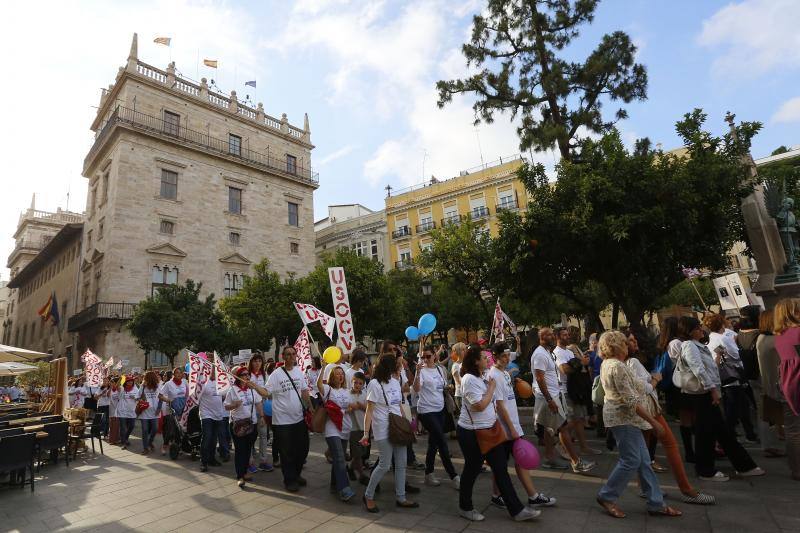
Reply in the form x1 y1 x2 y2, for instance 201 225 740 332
737 332 760 382
566 357 591 405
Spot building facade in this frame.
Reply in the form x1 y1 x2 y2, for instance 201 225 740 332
62 33 318 368
314 205 388 266
384 156 526 269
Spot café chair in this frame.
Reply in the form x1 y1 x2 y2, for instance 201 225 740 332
71 412 105 459
0 433 36 492
36 421 70 471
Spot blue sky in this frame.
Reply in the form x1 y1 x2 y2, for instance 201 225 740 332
1 0 798 277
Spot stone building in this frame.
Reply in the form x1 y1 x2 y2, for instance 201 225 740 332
0 280 10 344
314 205 388 266
64 33 318 368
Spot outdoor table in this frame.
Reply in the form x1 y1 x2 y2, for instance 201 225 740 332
7 417 45 427
23 424 44 432
35 432 48 439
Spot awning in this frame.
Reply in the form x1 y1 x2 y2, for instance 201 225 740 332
0 362 38 376
0 344 50 363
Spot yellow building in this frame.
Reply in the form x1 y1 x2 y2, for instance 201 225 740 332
385 156 526 269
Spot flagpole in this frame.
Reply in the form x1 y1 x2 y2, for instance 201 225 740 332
688 278 709 312
303 325 322 358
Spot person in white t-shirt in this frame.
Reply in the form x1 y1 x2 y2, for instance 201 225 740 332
531 328 595 474
490 343 556 508
346 349 368 389
198 369 226 472
318 366 356 501
264 346 312 493
414 346 460 489
348 372 369 484
224 366 259 488
305 357 322 407
115 376 139 449
96 377 112 437
247 353 273 473
456 344 538 523
108 376 121 445
138 371 162 454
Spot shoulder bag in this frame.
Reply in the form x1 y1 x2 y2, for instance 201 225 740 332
135 388 150 416
591 375 605 406
283 367 314 431
231 390 255 437
312 388 330 433
464 395 508 455
672 343 704 394
437 366 457 414
716 348 742 386
379 382 416 446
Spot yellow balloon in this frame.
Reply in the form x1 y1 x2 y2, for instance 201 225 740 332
323 346 342 365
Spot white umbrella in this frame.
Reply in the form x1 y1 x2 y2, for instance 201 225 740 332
0 344 49 363
0 362 38 376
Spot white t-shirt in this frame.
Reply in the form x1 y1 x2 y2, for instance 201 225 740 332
225 386 258 423
198 380 225 421
667 338 683 363
452 362 463 397
320 384 352 438
365 378 402 441
709 331 743 368
68 386 82 408
531 346 560 398
458 373 497 430
416 366 445 414
160 380 188 402
97 387 112 407
553 346 574 394
266 366 308 426
489 366 522 436
115 386 140 419
109 387 120 417
138 387 161 419
250 372 267 389
305 368 320 398
349 390 366 432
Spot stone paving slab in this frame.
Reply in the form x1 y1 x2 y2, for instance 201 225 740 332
0 420 798 533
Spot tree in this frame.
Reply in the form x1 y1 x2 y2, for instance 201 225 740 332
653 277 718 312
14 361 50 391
437 0 647 160
760 145 800 214
500 110 760 331
127 280 229 368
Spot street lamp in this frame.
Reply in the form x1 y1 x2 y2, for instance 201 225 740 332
421 279 432 296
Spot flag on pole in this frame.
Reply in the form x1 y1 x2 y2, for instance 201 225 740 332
37 292 60 326
491 299 505 342
293 302 336 340
245 80 257 88
154 37 172 46
104 356 114 368
681 266 702 279
181 351 213 429
294 327 312 371
501 311 517 336
203 59 218 68
214 352 233 395
114 360 123 371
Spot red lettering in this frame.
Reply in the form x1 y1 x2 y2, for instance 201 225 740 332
330 268 344 284
335 286 346 301
336 302 349 317
338 319 352 335
339 337 353 351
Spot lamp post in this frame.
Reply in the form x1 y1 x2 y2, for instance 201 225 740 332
421 279 433 344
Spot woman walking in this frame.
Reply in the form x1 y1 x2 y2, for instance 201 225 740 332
158 367 188 455
224 366 259 488
115 376 139 450
248 353 273 473
772 299 800 480
456 344 537 522
361 353 418 513
676 317 763 481
138 371 161 454
108 376 121 445
319 366 356 501
97 377 112 438
757 309 787 458
596 330 681 519
414 346 460 489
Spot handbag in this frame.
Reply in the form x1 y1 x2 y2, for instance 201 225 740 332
591 375 605 406
379 382 416 446
717 349 742 386
312 389 330 433
465 398 508 455
672 343 704 394
438 366 456 413
231 390 255 437
135 388 150 416
283 367 314 431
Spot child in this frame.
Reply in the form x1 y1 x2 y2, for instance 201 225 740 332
348 372 370 485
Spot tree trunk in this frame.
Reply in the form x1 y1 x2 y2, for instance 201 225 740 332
168 354 176 370
611 302 620 329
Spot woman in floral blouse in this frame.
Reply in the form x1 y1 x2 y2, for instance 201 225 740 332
596 330 681 519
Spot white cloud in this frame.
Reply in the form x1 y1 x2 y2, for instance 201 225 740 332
318 144 358 166
772 97 800 124
698 0 800 77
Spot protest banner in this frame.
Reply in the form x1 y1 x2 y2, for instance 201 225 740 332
215 352 233 395
294 327 313 371
328 267 355 354
293 302 336 340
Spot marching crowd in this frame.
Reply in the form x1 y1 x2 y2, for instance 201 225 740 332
52 298 800 523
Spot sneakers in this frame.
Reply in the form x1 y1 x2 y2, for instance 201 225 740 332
513 507 541 521
738 467 766 477
258 462 274 472
699 471 729 482
425 473 441 487
340 487 356 502
491 495 506 509
556 443 571 461
571 459 596 474
247 465 259 474
529 493 557 507
682 492 715 505
451 475 461 490
459 509 485 521
541 458 569 470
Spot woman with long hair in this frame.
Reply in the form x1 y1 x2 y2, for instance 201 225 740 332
115 375 139 450
224 366 259 488
756 309 786 458
457 344 537 522
138 371 162 454
319 365 356 501
772 299 800 480
596 331 681 519
677 316 762 481
361 353 417 513
247 353 273 473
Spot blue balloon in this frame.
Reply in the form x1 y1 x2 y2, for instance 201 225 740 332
405 326 420 341
184 362 190 373
417 313 437 335
262 399 273 417
507 361 520 378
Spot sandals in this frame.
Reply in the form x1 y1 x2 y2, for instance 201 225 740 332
647 506 682 517
597 498 626 518
363 495 379 514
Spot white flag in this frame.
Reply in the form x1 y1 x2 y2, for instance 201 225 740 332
294 327 313 371
293 302 336 340
214 352 233 395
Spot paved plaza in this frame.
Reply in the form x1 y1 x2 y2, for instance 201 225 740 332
1 417 798 533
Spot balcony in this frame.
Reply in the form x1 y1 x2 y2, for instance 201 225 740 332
395 259 413 270
469 206 491 220
86 106 319 188
441 214 463 227
392 226 412 239
67 302 137 332
415 221 436 234
496 199 519 212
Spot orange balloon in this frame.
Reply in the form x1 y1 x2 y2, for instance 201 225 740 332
450 352 458 362
514 378 533 399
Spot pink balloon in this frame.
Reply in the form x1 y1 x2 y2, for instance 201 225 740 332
513 438 541 470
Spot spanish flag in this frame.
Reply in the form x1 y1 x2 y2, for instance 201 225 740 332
203 59 218 68
37 291 60 327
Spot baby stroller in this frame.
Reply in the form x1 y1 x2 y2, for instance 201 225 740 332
166 405 201 460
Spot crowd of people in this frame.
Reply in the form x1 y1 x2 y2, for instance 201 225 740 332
31 297 800 523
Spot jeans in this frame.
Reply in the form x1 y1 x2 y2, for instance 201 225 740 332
785 403 800 478
232 428 258 479
201 418 225 466
219 418 231 457
456 425 523 517
366 438 407 500
119 418 136 445
598 425 664 511
326 436 351 493
273 421 309 485
252 418 271 465
97 406 110 436
722 385 757 440
419 409 457 478
687 392 757 477
140 418 157 450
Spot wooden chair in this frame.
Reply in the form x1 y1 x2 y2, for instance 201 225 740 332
71 412 105 458
0 433 36 492
36 421 69 471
